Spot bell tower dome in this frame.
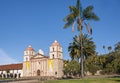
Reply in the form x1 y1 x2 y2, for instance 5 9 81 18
49 40 63 59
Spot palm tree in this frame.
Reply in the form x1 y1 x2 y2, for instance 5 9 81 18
103 45 106 54
68 35 80 61
63 0 99 78
68 34 96 76
108 46 112 53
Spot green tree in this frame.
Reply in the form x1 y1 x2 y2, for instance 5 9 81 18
63 60 80 77
84 56 100 75
99 55 106 69
100 52 118 74
112 56 120 74
63 60 69 76
68 34 96 60
63 0 99 78
115 42 120 52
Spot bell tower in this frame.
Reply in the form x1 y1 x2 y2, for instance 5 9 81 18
49 40 63 78
49 40 63 59
23 45 35 77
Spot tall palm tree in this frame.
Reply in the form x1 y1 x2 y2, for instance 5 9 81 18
68 34 96 60
63 0 99 78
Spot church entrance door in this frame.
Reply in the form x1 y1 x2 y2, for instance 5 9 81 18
37 69 40 76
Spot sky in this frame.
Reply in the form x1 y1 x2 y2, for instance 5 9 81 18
0 0 120 65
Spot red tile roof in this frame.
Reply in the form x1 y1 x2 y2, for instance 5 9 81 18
0 63 23 71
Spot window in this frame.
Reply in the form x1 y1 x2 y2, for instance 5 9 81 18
59 54 61 58
55 72 57 75
53 54 54 58
59 47 61 50
31 51 33 55
53 48 54 52
26 51 28 55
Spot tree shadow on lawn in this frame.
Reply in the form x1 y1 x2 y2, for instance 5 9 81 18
115 80 120 82
110 75 120 82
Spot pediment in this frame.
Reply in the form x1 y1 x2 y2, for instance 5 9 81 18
31 53 48 59
34 55 44 58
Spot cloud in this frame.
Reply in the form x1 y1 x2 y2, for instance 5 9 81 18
0 49 18 65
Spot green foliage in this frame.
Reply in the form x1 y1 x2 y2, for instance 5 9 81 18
112 57 120 74
101 52 120 74
84 56 101 75
84 43 120 75
83 6 99 21
114 42 120 52
63 0 99 31
63 60 80 77
66 40 120 76
68 34 96 60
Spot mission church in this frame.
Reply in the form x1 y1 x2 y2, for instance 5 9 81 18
0 40 63 78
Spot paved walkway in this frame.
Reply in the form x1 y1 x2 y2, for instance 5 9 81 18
0 79 40 83
85 74 120 78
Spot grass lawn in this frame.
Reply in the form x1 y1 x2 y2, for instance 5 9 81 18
39 78 120 83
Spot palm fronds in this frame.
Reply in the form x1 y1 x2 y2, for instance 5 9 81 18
83 6 99 21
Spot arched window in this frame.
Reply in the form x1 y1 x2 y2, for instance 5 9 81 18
55 72 57 75
37 70 40 76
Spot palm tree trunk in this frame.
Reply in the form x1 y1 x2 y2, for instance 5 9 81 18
80 29 84 78
78 17 84 78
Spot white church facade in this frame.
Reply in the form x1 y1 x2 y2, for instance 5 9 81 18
0 40 63 78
